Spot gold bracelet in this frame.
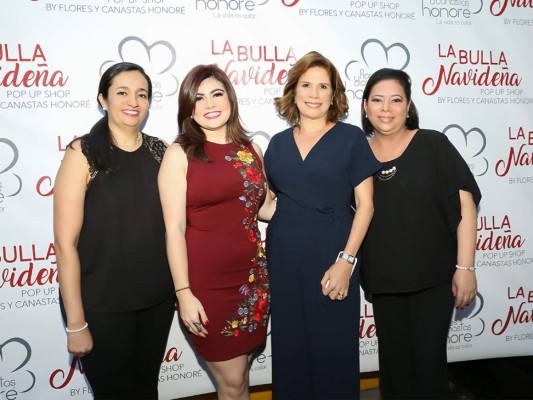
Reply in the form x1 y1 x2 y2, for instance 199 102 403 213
175 286 191 293
456 265 476 272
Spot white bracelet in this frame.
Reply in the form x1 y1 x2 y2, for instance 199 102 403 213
456 265 476 272
335 252 358 277
66 322 89 333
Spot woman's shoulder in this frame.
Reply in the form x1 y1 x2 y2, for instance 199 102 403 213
415 129 451 148
336 121 361 130
268 126 293 146
71 133 92 155
142 132 168 148
162 142 185 155
164 142 189 160
417 128 445 140
334 121 367 142
142 133 169 163
250 141 264 157
274 126 293 138
68 135 84 151
334 121 364 133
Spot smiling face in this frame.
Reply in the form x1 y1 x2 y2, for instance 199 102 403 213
98 70 150 134
192 77 231 136
294 66 333 124
364 79 410 136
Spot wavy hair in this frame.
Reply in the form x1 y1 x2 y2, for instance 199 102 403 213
176 64 249 162
275 51 348 126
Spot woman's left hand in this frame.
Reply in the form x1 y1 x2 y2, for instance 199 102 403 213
452 269 477 309
320 261 352 301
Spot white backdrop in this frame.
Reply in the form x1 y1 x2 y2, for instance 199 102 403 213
1 1 533 399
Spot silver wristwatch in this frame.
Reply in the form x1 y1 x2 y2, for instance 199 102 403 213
337 251 356 265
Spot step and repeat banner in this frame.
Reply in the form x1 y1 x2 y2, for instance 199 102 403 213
1 0 533 399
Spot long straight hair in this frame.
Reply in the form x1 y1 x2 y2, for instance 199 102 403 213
75 62 152 172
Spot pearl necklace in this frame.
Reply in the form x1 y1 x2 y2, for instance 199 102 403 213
379 166 397 181
111 132 141 147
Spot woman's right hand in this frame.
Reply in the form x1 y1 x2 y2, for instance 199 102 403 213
67 329 93 358
177 292 209 337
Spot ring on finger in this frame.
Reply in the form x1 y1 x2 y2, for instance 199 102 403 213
193 322 203 331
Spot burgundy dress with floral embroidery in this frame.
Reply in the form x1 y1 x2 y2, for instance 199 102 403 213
184 141 270 361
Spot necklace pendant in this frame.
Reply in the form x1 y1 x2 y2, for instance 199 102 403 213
378 165 397 181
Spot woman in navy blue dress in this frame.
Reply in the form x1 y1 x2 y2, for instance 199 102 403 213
264 51 381 399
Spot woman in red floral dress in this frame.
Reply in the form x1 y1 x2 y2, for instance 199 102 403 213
159 64 275 399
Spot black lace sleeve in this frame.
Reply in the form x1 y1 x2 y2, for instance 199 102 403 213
142 133 168 164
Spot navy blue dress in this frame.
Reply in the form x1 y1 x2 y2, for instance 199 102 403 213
264 122 381 400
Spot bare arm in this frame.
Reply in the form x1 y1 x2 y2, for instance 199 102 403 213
252 142 277 222
321 176 375 300
53 140 93 356
452 190 478 309
158 144 208 336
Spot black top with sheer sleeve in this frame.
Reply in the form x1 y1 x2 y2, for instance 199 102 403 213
361 129 481 297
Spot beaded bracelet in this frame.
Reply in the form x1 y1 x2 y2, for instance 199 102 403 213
456 265 476 272
175 286 191 293
66 322 89 333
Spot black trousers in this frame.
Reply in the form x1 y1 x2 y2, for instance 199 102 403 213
372 285 455 399
76 295 175 399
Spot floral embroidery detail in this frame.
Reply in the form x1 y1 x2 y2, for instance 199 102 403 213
222 146 270 337
236 150 254 164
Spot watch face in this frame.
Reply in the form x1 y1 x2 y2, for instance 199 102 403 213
340 252 354 264
337 251 356 265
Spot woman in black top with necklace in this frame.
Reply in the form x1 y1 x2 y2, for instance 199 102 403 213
361 68 481 399
54 62 174 399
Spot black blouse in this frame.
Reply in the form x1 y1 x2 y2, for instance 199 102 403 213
361 129 482 296
77 133 173 311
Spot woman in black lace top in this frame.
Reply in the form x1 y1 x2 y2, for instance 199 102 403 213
53 62 174 399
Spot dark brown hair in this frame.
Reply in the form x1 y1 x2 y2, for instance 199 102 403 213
361 68 420 135
275 51 348 126
176 64 249 162
76 62 152 172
